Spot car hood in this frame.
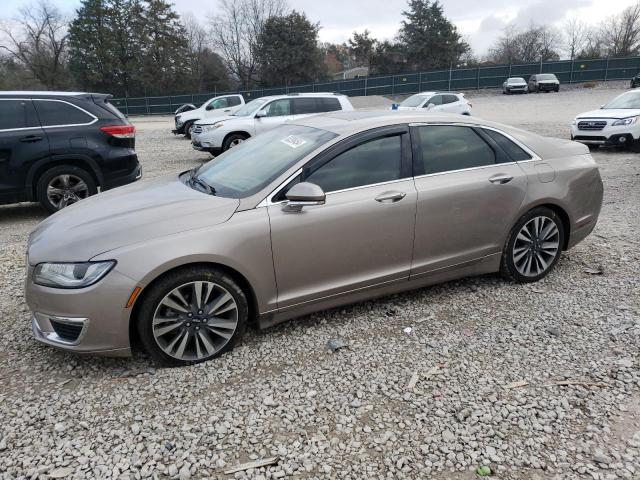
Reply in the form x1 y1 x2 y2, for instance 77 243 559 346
576 108 640 120
177 107 205 122
27 175 240 264
195 115 237 126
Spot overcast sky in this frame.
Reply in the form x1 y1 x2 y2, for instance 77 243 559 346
1 0 638 55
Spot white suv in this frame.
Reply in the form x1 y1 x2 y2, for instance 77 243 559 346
570 89 640 152
174 94 245 138
191 93 354 155
393 91 472 115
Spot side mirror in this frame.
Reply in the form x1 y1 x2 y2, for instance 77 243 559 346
255 109 267 118
205 104 215 111
426 103 435 110
283 182 325 212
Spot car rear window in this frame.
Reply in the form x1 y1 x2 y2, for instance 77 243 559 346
228 96 242 107
483 129 532 161
0 99 39 130
101 100 126 119
34 100 95 126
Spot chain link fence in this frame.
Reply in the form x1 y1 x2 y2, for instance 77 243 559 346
111 56 640 116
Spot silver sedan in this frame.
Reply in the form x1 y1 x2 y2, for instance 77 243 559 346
25 111 603 366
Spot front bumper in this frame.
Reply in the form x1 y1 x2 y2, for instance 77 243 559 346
571 122 640 146
536 83 559 91
25 265 137 356
102 162 142 191
506 86 527 93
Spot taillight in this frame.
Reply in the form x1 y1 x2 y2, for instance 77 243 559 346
100 125 135 139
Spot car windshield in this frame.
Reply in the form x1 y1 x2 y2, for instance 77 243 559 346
232 98 269 117
192 125 337 198
508 78 525 83
400 94 428 107
537 74 557 81
603 91 640 109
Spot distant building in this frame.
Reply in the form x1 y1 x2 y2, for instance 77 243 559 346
333 66 369 80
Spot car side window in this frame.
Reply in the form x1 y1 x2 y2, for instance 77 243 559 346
416 125 496 175
443 94 459 104
291 98 319 115
227 96 242 107
263 99 291 117
210 98 228 109
0 100 38 130
304 135 402 193
321 97 341 112
424 95 443 107
482 129 532 161
34 100 94 127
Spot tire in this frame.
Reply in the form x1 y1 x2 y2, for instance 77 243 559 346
555 86 560 92
222 133 249 152
629 139 640 153
183 121 194 139
136 266 248 367
500 207 565 283
36 165 97 214
587 144 600 151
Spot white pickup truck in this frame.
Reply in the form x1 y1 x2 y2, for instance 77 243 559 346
173 94 245 138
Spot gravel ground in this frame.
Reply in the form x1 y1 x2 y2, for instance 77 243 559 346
1 84 639 480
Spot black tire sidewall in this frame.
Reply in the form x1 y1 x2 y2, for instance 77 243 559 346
136 266 249 367
183 121 194 139
501 207 565 283
222 133 247 152
36 165 97 214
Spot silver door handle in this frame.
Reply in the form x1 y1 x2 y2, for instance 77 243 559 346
375 191 406 203
488 174 513 184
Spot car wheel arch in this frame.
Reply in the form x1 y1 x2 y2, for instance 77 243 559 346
223 131 251 144
26 156 102 201
515 202 572 251
128 261 260 350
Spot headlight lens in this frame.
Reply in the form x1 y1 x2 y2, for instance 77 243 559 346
33 261 115 289
612 116 637 126
202 123 223 132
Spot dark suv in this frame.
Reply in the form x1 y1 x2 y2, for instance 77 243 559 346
0 91 141 213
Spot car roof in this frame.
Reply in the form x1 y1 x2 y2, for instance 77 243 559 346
0 91 109 101
254 92 346 102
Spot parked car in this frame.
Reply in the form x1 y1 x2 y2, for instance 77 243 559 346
528 74 560 93
25 111 603 366
174 103 196 115
191 93 353 155
0 91 140 213
394 91 472 115
630 74 640 89
570 89 640 151
502 77 528 94
173 94 245 139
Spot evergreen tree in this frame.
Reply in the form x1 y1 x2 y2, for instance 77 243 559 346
256 11 326 87
398 0 468 71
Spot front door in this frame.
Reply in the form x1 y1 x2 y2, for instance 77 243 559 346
0 99 49 203
410 124 528 277
268 129 417 309
254 99 294 135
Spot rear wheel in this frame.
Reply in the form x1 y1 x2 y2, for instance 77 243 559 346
500 207 564 283
36 165 97 213
136 266 248 367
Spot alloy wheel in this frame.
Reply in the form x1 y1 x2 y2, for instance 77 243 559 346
46 174 90 210
152 281 239 361
512 216 560 277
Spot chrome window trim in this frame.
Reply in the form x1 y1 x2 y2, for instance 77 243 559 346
33 98 98 129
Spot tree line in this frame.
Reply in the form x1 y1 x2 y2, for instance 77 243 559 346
2 0 640 98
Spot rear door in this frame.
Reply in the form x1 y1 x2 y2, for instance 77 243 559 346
0 99 49 203
254 99 293 135
410 124 528 277
424 95 444 112
441 94 464 114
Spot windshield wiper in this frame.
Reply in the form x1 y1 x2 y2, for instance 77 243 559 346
189 168 216 195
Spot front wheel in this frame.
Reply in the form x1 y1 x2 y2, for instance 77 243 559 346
222 133 248 152
137 266 248 367
500 207 565 283
183 121 194 139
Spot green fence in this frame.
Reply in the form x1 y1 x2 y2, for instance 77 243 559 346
111 56 640 116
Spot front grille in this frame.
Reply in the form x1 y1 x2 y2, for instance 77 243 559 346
574 135 606 141
193 125 203 134
577 121 606 131
50 320 83 342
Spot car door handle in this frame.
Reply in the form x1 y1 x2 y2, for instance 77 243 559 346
488 174 514 184
375 191 406 203
19 135 43 143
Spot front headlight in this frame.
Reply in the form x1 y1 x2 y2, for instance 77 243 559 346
202 123 224 132
33 261 116 289
612 116 637 126
175 116 183 126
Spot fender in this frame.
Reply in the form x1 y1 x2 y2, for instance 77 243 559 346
25 154 104 201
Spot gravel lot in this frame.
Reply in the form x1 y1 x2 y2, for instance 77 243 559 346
1 84 639 480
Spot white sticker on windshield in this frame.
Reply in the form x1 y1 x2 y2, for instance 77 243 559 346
280 135 307 149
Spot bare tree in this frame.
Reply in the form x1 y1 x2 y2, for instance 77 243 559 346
0 0 69 89
599 2 640 56
563 17 588 60
209 0 286 88
487 24 561 64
